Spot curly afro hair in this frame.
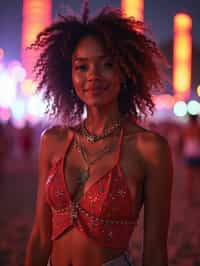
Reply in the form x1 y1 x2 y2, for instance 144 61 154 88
30 2 167 125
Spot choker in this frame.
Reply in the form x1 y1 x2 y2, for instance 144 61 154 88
81 119 121 143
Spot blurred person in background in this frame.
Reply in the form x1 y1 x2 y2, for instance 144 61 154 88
0 122 9 175
181 114 200 204
19 121 35 159
165 122 182 162
24 2 173 266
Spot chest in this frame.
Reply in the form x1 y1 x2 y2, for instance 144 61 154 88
63 136 145 204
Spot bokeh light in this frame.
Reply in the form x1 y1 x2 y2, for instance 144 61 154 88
187 100 200 115
0 48 4 61
153 94 175 109
21 79 37 96
173 13 192 100
0 72 16 107
173 101 187 117
197 85 200 97
0 107 11 122
0 63 5 73
10 99 26 121
175 13 192 29
27 94 46 119
10 64 26 83
122 0 144 22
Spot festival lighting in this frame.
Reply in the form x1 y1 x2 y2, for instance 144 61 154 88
9 64 26 83
0 108 11 122
21 0 52 78
187 100 200 115
21 79 37 96
0 48 4 61
197 85 200 97
27 94 45 119
121 0 144 21
173 101 187 117
10 99 26 121
0 63 4 73
12 119 26 129
173 13 192 100
153 94 175 110
0 72 16 107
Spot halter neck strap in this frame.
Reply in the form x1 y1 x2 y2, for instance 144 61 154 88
116 127 124 165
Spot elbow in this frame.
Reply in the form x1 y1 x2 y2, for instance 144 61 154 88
26 225 52 255
25 228 51 266
31 225 51 249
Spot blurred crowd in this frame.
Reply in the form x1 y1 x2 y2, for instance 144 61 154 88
0 120 45 174
147 115 200 205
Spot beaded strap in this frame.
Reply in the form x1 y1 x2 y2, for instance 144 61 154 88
52 203 136 225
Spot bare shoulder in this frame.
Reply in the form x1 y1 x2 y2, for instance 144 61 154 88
137 129 170 161
40 124 72 163
124 117 167 144
41 124 68 142
137 129 169 150
136 130 173 185
124 118 170 162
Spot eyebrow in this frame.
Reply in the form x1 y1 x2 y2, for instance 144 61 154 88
72 55 112 62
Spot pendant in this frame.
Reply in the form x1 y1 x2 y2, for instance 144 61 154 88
77 168 89 184
87 135 96 143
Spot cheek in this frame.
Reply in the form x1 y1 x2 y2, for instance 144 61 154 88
72 71 86 100
72 71 84 90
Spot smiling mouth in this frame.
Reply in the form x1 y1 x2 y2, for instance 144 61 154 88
85 86 107 93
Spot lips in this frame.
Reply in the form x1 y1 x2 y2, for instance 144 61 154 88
85 84 107 93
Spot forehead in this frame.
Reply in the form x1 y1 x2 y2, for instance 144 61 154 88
72 35 108 60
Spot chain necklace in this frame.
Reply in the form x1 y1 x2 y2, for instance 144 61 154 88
73 136 114 185
81 119 121 143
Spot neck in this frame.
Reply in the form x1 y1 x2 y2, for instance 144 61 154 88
85 103 122 135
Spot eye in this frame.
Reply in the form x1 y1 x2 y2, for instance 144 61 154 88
74 64 88 71
103 61 114 68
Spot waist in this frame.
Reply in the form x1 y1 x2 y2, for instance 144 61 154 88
51 229 132 266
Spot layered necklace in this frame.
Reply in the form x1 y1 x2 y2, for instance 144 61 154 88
81 119 121 143
73 118 121 185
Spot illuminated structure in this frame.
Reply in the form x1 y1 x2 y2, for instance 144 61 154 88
197 85 200 97
173 13 192 100
121 0 144 21
21 0 52 78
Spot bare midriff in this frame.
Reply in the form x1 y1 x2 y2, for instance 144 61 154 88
50 227 126 266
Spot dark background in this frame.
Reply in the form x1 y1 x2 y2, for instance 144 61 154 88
0 0 200 63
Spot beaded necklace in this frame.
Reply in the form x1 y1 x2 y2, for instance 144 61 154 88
81 119 121 143
73 136 115 185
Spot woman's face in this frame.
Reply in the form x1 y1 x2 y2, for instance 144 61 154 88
72 35 123 108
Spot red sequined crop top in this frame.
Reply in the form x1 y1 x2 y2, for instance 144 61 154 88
45 128 140 249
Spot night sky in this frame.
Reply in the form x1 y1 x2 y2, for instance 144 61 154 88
0 0 200 62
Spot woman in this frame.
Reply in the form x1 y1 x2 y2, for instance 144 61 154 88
25 3 173 266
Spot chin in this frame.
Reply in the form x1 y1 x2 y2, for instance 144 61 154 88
85 97 117 108
86 100 106 107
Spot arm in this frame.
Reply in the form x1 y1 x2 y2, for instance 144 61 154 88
141 133 173 266
24 130 53 266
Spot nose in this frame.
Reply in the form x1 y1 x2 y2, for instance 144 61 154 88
87 64 101 81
